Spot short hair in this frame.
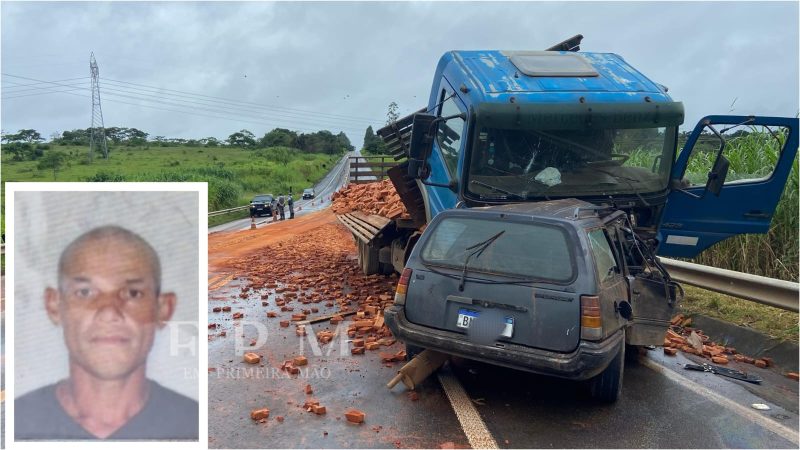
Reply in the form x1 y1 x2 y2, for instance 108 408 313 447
58 225 162 295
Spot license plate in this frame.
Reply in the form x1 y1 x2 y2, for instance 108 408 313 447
456 308 514 338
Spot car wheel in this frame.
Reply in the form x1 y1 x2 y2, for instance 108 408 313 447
587 334 625 403
405 343 424 360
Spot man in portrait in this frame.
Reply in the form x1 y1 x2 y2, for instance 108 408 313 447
14 225 198 440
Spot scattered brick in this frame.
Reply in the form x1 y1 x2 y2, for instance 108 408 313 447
280 320 290 328
663 347 677 356
222 306 232 312
294 355 308 366
345 409 365 424
755 359 768 368
243 353 261 364
251 408 270 420
351 347 365 355
711 356 728 364
212 307 221 312
233 312 244 319
305 384 313 395
786 372 799 381
312 405 327 415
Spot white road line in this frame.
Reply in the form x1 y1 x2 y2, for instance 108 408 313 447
640 357 799 445
438 368 499 449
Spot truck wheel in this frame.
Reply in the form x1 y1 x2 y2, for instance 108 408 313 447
405 344 424 361
588 336 625 403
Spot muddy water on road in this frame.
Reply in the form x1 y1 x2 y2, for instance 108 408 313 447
207 210 467 448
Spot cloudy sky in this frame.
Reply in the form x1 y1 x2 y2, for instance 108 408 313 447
2 1 798 149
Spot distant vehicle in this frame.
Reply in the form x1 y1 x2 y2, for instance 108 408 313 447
302 188 315 199
249 194 274 217
385 199 677 402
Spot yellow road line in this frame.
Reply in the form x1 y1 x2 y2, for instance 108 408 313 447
208 273 235 291
438 368 499 449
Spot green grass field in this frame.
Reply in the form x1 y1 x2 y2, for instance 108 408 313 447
2 145 340 207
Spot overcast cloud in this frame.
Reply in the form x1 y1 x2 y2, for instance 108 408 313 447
1 1 798 148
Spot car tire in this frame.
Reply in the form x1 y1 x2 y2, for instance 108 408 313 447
405 344 424 360
587 334 625 403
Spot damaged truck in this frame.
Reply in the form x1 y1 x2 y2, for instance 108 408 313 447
336 35 799 401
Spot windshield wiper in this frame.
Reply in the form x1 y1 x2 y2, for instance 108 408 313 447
458 230 505 291
469 180 524 199
591 168 651 206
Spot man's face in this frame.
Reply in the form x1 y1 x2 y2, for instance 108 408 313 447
45 237 175 380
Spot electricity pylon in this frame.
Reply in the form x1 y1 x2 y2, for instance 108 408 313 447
89 52 109 161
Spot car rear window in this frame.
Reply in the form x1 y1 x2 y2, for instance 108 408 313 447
420 217 574 282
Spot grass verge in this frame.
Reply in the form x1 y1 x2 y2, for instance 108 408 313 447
680 285 798 342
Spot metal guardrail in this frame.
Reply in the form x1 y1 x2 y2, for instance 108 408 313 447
659 258 799 313
208 205 249 217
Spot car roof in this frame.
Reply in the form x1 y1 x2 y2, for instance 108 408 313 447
441 198 623 226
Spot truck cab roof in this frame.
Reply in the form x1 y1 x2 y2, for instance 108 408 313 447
432 50 673 107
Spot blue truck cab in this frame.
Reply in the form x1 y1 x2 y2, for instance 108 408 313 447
379 37 797 261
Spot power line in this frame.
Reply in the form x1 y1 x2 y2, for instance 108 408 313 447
1 73 370 134
102 77 380 122
2 72 383 130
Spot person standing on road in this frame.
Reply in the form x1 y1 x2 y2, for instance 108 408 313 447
271 198 278 223
287 194 294 219
277 195 286 221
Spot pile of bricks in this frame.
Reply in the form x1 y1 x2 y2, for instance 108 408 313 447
331 179 411 220
664 314 799 380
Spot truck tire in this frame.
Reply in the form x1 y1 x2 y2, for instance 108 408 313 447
358 240 380 275
587 335 625 403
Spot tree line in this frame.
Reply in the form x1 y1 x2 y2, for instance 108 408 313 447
1 126 354 160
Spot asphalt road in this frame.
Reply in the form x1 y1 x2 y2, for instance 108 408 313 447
207 206 799 448
208 152 353 234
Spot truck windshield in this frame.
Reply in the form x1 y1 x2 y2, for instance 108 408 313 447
466 125 677 200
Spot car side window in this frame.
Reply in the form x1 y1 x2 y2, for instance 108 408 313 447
587 228 618 283
436 89 466 178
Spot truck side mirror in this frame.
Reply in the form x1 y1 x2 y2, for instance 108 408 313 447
408 113 437 179
706 154 730 197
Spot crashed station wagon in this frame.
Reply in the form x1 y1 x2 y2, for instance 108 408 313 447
385 199 680 402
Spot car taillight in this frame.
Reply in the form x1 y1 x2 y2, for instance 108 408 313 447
394 268 412 305
580 295 602 340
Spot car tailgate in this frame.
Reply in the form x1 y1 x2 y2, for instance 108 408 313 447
405 268 581 353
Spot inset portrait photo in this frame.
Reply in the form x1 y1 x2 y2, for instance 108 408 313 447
5 183 206 444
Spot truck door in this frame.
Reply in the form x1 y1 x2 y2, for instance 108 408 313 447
424 81 466 218
657 115 798 258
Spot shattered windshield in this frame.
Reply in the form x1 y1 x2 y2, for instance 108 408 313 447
466 125 677 200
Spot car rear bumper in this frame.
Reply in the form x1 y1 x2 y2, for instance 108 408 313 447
384 306 622 380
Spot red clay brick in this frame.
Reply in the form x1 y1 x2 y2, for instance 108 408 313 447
222 306 232 312
312 405 327 415
345 409 365 424
305 384 313 395
293 355 308 366
786 372 799 381
711 356 728 364
243 352 261 364
280 320 290 328
351 346 365 355
233 312 244 319
251 408 270 420
663 347 677 356
755 359 768 368
212 307 222 312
